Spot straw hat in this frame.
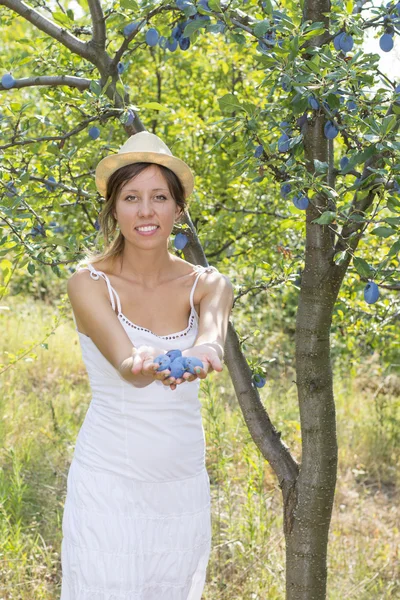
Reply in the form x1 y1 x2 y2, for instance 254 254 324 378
95 131 195 200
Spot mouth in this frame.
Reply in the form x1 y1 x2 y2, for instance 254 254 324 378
135 225 160 236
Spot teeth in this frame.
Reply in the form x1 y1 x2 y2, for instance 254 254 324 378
137 226 158 232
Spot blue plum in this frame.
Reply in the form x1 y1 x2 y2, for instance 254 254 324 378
94 218 100 231
364 281 379 304
278 133 290 152
124 21 140 37
166 349 182 362
146 28 159 46
281 183 291 197
45 175 57 192
169 357 186 379
333 32 344 51
308 96 319 110
339 33 354 52
2 73 15 89
117 62 125 74
340 156 349 170
292 193 309 210
154 355 171 371
379 33 394 52
174 232 188 249
89 126 100 140
254 145 264 158
184 356 204 375
179 37 191 50
253 374 266 388
324 120 339 139
166 38 179 52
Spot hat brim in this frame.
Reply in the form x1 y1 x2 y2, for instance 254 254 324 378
95 151 194 200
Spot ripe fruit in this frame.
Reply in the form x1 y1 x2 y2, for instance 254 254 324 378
2 73 15 89
254 145 264 158
308 96 319 110
364 281 379 304
125 110 135 125
333 32 344 51
347 100 357 112
117 62 125 74
5 182 17 197
184 357 204 375
169 357 186 379
340 156 349 170
324 120 339 139
159 36 168 49
278 133 290 152
146 28 159 46
179 37 191 50
293 193 309 210
154 355 171 371
166 349 182 361
124 21 140 37
45 175 57 192
89 126 100 140
174 232 188 249
253 374 266 388
281 183 291 197
166 38 179 52
339 33 354 52
379 33 394 52
94 218 100 231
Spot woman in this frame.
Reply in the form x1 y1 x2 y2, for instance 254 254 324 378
60 131 234 599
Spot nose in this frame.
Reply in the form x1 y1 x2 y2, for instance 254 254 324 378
137 198 155 217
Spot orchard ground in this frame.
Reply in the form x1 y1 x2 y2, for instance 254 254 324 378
0 295 399 598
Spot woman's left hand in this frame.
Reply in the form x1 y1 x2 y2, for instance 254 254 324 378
171 343 224 384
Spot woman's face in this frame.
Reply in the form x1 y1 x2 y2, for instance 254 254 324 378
113 165 182 243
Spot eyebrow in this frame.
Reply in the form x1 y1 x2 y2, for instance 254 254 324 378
123 188 169 192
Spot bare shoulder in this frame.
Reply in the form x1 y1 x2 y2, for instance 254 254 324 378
66 267 108 302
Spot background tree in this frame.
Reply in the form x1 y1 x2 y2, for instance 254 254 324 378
1 0 399 598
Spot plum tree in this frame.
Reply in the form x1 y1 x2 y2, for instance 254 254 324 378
1 0 399 598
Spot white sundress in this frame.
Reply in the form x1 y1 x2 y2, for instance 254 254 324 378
60 262 218 600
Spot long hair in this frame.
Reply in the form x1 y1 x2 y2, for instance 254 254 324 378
79 162 188 270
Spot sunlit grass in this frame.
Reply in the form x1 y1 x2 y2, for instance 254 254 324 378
0 295 399 599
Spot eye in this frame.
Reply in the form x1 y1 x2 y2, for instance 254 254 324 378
156 195 167 200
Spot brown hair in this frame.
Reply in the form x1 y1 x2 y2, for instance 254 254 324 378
80 162 188 269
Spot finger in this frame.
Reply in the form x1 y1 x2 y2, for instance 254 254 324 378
132 353 144 374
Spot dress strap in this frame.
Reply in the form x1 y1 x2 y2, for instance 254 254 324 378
189 265 218 311
77 263 122 315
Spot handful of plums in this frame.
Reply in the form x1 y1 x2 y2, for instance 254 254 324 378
153 349 204 379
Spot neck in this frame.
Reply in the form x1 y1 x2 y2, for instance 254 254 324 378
114 244 176 287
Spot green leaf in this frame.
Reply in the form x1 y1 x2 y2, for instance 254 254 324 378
52 11 72 27
183 19 207 37
388 239 400 257
27 262 35 275
370 226 396 238
218 93 245 114
333 250 347 265
380 114 397 136
141 101 165 111
313 159 328 173
120 0 139 9
346 0 354 13
342 145 376 174
208 0 221 10
115 81 126 101
253 20 271 38
261 0 273 14
89 80 102 97
312 211 336 225
353 256 372 278
66 8 74 21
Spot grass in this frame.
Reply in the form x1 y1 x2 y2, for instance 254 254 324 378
0 295 399 599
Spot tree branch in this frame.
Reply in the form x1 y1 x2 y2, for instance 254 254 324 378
0 75 91 92
87 0 106 51
0 0 93 61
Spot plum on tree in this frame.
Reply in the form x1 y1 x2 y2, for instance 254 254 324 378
89 126 100 140
364 281 380 304
1 73 15 89
145 28 159 47
174 233 188 249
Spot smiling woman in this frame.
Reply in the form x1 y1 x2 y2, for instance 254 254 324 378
60 131 234 600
